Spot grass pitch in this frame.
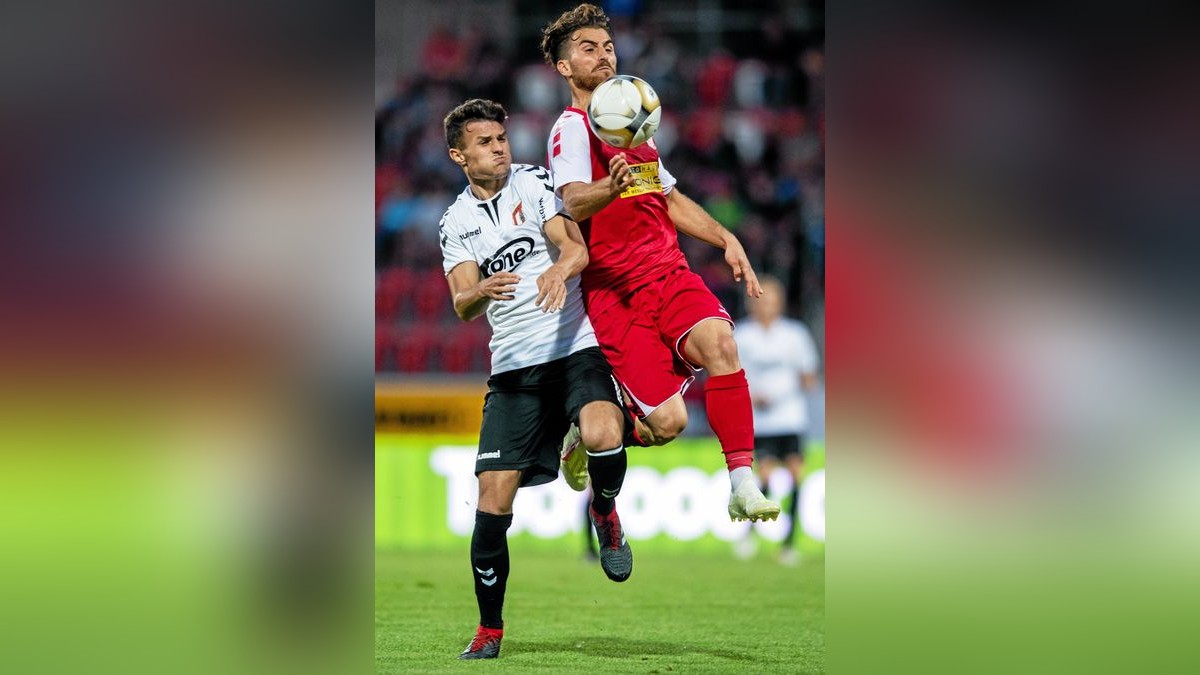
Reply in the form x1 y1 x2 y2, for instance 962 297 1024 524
376 545 824 672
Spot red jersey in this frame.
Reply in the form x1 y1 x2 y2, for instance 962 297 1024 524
547 107 688 297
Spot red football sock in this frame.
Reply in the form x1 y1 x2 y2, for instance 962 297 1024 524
704 370 755 471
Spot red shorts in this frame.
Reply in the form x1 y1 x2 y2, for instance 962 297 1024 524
584 267 733 415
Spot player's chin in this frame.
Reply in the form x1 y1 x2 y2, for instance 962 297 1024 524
583 72 610 90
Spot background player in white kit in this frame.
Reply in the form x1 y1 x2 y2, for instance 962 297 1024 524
438 99 634 660
733 275 821 565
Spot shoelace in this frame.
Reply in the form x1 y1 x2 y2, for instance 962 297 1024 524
469 629 501 650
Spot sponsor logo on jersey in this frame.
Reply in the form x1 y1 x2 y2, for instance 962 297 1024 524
619 162 663 198
459 226 481 241
481 236 536 277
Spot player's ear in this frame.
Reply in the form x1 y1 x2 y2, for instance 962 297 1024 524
448 147 466 167
556 59 571 78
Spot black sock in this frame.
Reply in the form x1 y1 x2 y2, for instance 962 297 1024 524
587 447 626 515
784 483 800 549
470 510 512 629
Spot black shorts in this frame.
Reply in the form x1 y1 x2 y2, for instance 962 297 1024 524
753 434 805 462
476 347 622 488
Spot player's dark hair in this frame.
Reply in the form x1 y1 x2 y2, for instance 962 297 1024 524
540 3 611 66
443 98 508 150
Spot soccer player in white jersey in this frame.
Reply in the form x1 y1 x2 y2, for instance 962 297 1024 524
734 276 821 564
438 99 634 660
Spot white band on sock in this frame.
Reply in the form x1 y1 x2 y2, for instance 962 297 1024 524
729 465 754 491
586 446 624 458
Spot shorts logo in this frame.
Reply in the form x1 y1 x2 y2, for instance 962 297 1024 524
477 450 501 461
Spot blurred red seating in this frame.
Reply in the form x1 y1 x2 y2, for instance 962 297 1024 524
376 267 415 321
412 268 451 321
375 325 394 371
441 321 491 373
394 322 440 372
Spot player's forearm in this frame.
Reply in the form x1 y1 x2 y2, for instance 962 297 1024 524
452 287 490 322
562 180 621 222
553 240 589 280
667 190 735 250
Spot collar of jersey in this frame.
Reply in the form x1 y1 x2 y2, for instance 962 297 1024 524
463 169 513 203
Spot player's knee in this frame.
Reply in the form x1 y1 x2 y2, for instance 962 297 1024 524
689 328 741 373
581 420 622 452
647 409 687 444
709 331 741 371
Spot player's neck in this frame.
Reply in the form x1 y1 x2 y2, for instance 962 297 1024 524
570 83 592 111
468 176 508 201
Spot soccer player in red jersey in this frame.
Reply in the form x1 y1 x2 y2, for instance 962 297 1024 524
540 4 780 522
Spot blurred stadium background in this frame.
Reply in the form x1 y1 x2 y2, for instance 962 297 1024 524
375 2 825 666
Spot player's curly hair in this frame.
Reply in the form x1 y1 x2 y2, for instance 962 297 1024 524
443 98 507 149
540 3 612 66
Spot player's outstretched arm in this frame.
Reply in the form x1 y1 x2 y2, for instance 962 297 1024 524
446 262 520 321
535 214 589 313
666 189 763 298
560 153 635 222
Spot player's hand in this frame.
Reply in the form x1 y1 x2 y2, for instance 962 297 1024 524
607 153 634 195
724 239 763 298
534 267 567 312
478 272 520 301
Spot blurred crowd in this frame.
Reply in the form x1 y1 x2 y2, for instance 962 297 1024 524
376 3 824 375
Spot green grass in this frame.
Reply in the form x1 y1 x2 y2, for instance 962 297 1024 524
376 545 824 673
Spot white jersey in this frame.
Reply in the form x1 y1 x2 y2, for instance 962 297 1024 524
439 163 598 374
734 317 820 435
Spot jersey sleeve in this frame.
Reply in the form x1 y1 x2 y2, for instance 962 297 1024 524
439 208 476 276
658 157 677 194
647 138 677 194
548 113 594 197
515 165 564 226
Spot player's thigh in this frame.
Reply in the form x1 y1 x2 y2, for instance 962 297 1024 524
680 317 738 371
653 269 735 367
590 302 693 417
477 387 562 487
561 347 624 449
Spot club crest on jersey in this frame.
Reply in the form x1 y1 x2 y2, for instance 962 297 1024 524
482 236 535 277
511 202 526 227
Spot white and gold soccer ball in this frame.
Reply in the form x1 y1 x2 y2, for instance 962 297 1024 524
587 74 662 149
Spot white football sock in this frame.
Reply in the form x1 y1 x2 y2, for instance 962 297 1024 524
729 466 754 492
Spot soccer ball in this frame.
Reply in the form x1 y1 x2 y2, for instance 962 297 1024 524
587 75 662 149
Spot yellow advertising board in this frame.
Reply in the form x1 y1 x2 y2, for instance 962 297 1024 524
374 379 487 434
